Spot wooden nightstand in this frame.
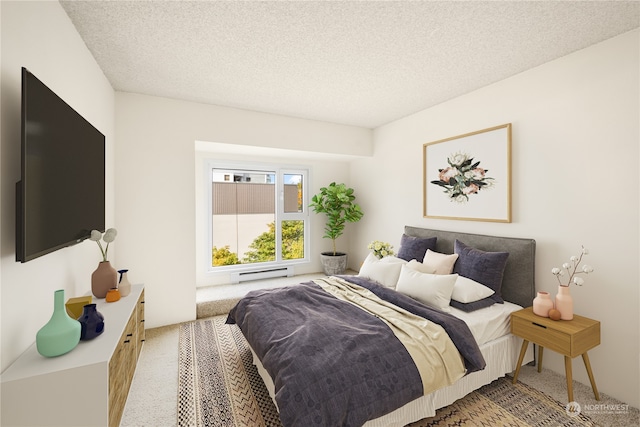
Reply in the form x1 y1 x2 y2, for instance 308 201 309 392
510 306 600 402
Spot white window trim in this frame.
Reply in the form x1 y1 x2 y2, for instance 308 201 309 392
204 159 310 276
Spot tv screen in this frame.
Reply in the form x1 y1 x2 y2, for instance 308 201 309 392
16 67 105 262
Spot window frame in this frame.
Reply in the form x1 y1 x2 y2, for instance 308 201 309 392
205 159 310 274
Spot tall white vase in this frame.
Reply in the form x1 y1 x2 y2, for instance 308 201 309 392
118 269 132 297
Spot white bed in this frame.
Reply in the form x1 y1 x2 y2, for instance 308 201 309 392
234 226 537 426
252 300 534 426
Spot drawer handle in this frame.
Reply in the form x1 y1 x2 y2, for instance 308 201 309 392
532 322 547 329
124 340 131 344
126 333 133 337
141 319 145 323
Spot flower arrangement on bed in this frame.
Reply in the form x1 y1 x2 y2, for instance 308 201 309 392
227 226 536 427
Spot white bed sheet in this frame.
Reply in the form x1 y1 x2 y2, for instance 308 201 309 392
449 301 525 346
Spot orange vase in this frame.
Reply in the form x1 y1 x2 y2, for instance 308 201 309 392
106 288 121 303
91 261 117 298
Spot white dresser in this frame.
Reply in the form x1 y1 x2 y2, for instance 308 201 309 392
1 284 145 427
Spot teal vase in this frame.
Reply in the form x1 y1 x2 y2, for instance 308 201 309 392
36 289 81 357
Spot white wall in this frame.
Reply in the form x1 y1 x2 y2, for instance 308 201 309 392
349 30 639 407
115 93 371 327
0 1 115 371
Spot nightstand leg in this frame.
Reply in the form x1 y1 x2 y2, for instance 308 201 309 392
537 346 544 373
582 352 600 400
513 339 529 384
564 356 574 402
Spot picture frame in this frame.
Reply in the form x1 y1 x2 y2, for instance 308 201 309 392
423 123 511 222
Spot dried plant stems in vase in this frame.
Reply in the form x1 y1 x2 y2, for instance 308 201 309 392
551 246 594 321
89 228 118 298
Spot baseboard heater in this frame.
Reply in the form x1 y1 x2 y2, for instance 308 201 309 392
230 266 293 284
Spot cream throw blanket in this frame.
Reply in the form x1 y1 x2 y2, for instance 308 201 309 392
314 276 466 395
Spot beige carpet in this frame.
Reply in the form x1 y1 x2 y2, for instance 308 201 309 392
195 273 335 319
122 318 639 427
176 316 604 427
409 379 594 427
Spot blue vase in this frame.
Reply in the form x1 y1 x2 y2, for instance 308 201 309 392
78 304 105 341
36 289 81 357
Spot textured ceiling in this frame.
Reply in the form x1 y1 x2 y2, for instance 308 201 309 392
60 1 639 129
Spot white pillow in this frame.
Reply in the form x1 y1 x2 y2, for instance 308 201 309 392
358 254 406 288
451 275 495 303
406 259 436 274
395 265 458 312
423 249 459 274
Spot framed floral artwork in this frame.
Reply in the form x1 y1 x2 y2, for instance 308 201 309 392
423 123 511 222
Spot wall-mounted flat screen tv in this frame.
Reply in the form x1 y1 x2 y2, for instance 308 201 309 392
16 67 105 262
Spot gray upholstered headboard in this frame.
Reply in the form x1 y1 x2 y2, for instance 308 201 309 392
404 226 536 308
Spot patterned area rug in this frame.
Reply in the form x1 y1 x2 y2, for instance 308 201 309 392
178 316 282 427
178 316 596 427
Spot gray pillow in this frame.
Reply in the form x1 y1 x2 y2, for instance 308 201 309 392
397 234 437 262
453 240 509 304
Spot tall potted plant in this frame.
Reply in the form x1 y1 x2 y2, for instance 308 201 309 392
309 182 364 275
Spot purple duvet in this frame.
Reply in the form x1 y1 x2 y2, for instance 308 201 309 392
226 275 485 427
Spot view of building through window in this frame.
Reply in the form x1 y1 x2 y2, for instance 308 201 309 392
210 167 307 268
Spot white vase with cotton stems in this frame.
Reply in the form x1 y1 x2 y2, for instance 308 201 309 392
551 246 594 321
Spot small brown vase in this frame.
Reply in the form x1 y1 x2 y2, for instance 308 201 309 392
91 261 117 298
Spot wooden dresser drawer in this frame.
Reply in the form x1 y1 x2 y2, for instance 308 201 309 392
108 308 137 427
136 290 145 359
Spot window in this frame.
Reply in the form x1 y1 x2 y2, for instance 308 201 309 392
207 162 309 272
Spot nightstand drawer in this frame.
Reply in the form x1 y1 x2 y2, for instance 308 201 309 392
511 315 570 354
